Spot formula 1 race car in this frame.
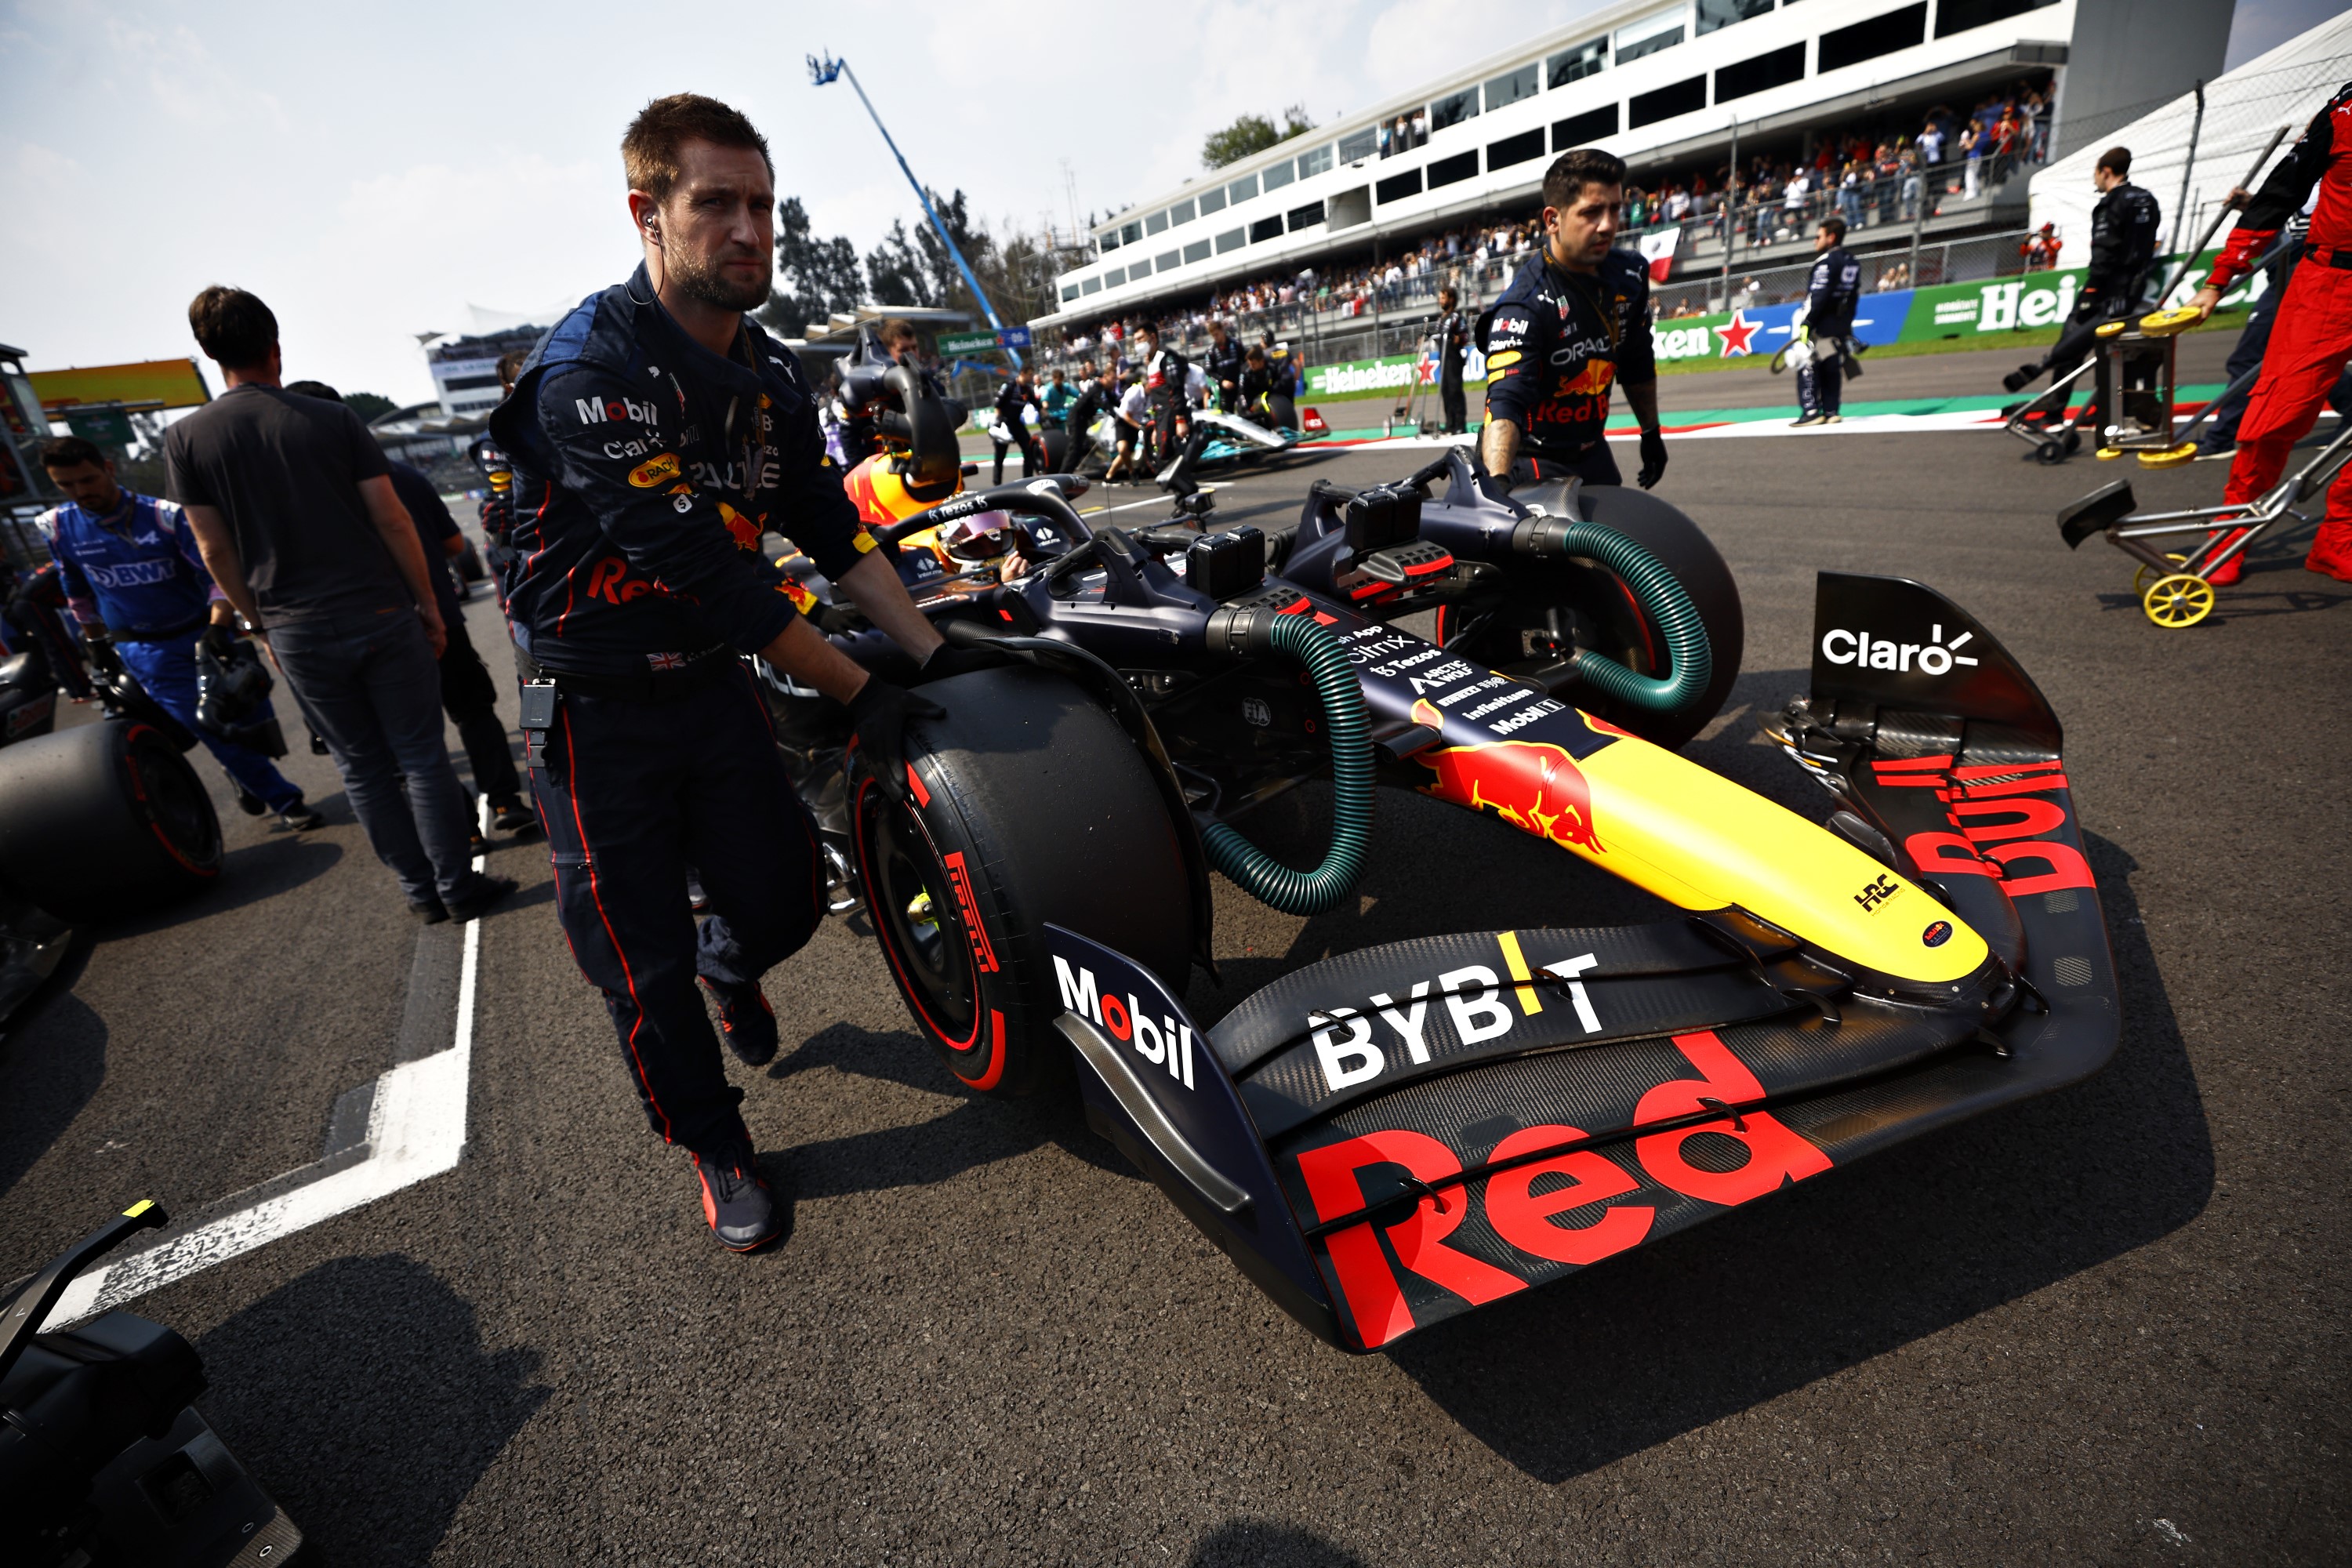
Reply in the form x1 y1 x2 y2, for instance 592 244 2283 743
764 453 2117 1352
1154 408 1308 493
2 1202 305 1565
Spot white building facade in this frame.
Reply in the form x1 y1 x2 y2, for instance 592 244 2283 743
1043 0 2231 328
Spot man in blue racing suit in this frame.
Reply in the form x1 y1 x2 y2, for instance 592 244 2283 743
38 435 318 830
489 94 962 1252
1479 147 1668 492
1792 216 1862 426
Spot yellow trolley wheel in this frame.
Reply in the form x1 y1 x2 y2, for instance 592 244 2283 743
2094 319 2130 339
2143 572 2215 629
2138 440 2200 470
2132 552 2189 594
2096 446 2127 460
2137 306 2201 338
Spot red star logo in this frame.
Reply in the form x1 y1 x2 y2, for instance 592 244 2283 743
1714 310 1760 357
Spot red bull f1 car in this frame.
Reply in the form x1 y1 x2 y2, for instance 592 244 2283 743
767 449 2118 1352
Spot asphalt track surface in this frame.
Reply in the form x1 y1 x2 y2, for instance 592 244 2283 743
3 331 2347 1565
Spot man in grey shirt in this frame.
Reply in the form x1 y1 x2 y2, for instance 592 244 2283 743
166 286 512 923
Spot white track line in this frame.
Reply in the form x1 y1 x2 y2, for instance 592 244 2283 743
42 806 492 1330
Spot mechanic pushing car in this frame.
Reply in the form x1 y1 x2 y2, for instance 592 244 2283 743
1791 216 1861 428
1478 147 1669 492
489 94 967 1252
35 435 321 832
2188 80 2352 585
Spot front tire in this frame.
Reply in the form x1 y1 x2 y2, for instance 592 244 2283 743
1435 485 1745 750
855 666 1192 1095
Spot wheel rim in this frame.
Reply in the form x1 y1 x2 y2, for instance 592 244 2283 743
125 728 221 875
2143 572 2214 629
862 795 978 1043
2131 553 2188 594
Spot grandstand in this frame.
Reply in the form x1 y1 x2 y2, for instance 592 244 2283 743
1038 0 2232 336
426 325 544 419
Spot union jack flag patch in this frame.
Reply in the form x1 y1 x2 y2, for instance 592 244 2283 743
646 651 688 671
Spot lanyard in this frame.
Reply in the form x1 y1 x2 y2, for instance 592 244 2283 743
1545 258 1621 357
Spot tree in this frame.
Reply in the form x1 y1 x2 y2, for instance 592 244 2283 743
343 390 397 423
759 197 865 338
864 218 935 309
1202 105 1316 170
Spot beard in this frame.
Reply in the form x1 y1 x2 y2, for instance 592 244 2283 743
669 244 772 313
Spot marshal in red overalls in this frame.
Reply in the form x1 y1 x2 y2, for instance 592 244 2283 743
2196 82 2352 584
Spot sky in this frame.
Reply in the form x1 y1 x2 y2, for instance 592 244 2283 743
0 0 2328 408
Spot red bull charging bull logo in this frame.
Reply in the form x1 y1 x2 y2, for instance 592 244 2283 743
1410 701 1605 853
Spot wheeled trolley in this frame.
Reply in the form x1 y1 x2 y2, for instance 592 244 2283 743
2057 416 2352 626
2002 305 2199 466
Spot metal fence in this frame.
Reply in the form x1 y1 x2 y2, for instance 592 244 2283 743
1033 219 2046 379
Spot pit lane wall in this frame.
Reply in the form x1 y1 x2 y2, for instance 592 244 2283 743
1301 250 2249 395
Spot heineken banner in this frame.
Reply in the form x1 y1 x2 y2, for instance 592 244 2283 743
1296 250 2253 395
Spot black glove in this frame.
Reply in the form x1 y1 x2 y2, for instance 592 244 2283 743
914 641 1008 684
1637 427 1669 491
201 619 236 661
478 492 515 543
846 677 945 804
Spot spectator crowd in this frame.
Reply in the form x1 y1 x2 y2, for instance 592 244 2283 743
1048 78 2060 357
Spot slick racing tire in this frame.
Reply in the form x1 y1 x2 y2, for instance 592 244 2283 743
855 666 1192 1096
1434 484 1744 751
1040 427 1070 471
0 720 223 923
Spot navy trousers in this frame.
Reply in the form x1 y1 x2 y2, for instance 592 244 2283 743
1511 442 1624 488
532 659 824 1156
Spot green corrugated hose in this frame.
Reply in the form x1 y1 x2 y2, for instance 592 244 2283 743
1553 521 1713 715
1200 613 1371 916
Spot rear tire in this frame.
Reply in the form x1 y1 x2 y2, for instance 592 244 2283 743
1435 485 1745 751
855 666 1192 1095
0 720 223 922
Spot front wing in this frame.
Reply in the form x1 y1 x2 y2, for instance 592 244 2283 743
1047 572 2118 1352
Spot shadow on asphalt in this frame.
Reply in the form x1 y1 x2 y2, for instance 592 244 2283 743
1187 1519 1372 1566
95 831 344 940
196 1254 549 1566
0 978 104 1202
1384 829 2211 1481
774 1022 1134 1198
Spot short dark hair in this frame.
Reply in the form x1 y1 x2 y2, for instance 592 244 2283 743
1818 216 1848 242
188 285 278 368
879 317 916 347
38 435 106 471
1544 148 1627 209
2096 146 2131 176
622 93 772 203
495 349 528 387
285 379 341 402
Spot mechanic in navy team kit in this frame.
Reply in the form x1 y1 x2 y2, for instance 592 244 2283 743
1479 148 1670 492
1791 216 1862 428
491 95 964 1251
35 435 321 831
